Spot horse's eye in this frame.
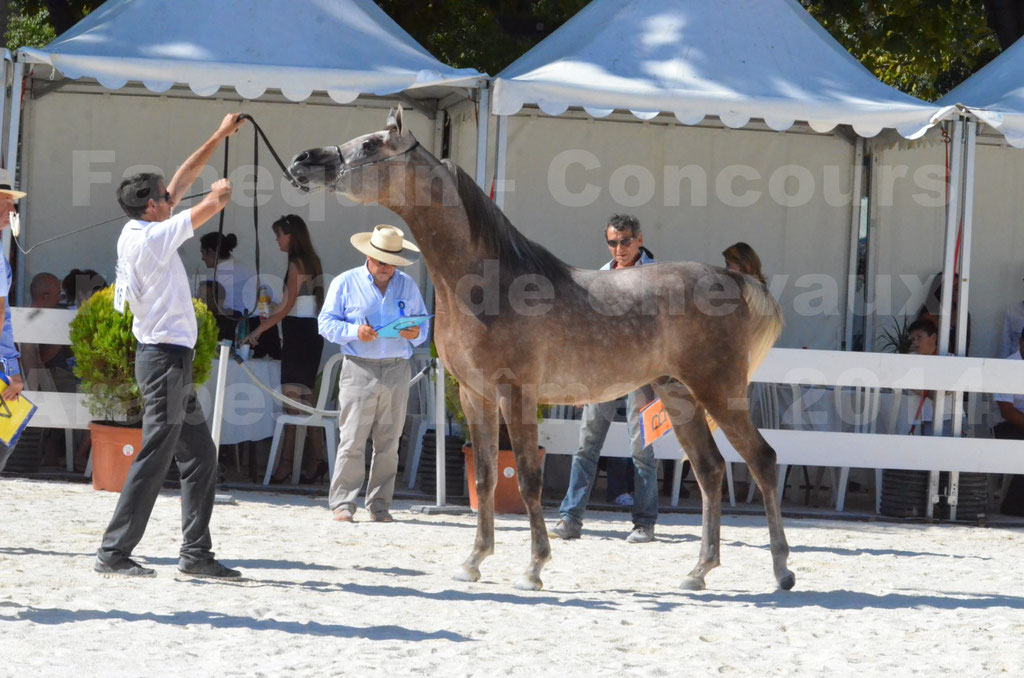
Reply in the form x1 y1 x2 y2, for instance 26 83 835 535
362 139 379 153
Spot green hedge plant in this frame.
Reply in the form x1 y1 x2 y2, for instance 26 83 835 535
69 286 219 423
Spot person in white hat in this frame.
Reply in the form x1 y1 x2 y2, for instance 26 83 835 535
0 169 27 474
318 224 429 522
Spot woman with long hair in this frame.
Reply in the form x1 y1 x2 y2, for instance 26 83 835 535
244 215 326 483
722 241 766 284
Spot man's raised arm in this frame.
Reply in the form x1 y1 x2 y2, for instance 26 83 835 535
166 113 246 207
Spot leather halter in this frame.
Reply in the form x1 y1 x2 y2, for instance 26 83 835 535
326 140 422 191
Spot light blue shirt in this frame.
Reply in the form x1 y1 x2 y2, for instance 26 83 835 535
318 263 429 359
0 253 20 376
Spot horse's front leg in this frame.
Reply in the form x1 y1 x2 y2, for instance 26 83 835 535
500 386 550 591
453 387 499 583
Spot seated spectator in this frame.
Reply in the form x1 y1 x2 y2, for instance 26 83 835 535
20 272 75 393
61 268 107 309
197 280 239 342
199 232 281 359
999 277 1024 359
908 318 958 436
916 272 971 355
19 272 78 468
994 327 1024 515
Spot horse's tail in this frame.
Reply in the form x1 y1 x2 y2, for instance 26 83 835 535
742 278 783 382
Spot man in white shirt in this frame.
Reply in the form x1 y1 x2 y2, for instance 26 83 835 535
995 327 1024 515
95 114 245 578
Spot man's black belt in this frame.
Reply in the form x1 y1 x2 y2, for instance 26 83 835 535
138 343 193 354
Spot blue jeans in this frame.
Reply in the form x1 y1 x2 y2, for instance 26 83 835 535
559 387 658 528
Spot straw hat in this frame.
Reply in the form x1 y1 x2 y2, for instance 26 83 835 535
350 224 420 266
0 168 26 200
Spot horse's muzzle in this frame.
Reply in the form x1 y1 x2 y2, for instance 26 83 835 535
289 147 343 190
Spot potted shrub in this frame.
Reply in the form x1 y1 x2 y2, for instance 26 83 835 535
69 286 218 491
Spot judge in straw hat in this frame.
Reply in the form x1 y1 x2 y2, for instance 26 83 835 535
318 224 429 523
0 168 27 474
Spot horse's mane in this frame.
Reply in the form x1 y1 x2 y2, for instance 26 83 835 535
443 160 572 286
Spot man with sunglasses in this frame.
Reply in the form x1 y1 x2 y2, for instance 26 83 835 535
95 114 246 579
549 214 662 544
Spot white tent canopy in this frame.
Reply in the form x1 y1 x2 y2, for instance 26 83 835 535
492 0 951 138
19 0 483 102
938 37 1024 147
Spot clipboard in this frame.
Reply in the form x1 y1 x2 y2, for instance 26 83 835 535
374 314 431 338
0 385 37 448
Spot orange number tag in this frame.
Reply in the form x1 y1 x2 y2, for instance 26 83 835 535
639 398 673 448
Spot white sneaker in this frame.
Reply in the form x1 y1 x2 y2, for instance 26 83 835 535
626 524 655 544
614 492 634 506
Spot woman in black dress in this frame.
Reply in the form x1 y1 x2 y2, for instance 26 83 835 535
244 215 325 483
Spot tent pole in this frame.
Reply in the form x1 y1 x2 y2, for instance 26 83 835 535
474 82 490 189
494 115 509 210
1 51 10 165
3 60 24 275
927 117 965 519
435 360 446 507
947 119 978 522
863 154 879 351
843 138 865 351
428 105 447 507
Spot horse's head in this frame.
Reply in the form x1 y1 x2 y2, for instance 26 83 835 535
289 105 418 204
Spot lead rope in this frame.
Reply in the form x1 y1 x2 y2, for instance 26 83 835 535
10 114 304 263
231 352 435 416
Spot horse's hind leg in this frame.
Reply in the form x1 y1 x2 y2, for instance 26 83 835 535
653 381 724 591
500 386 550 591
696 381 795 591
453 388 500 583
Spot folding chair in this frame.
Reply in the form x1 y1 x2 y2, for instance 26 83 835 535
263 353 345 486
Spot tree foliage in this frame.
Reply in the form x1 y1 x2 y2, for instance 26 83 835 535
801 0 1002 100
69 286 218 422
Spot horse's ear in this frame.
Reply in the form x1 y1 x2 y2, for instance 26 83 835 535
386 105 405 136
395 105 405 135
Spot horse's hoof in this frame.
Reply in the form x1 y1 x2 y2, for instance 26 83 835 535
453 565 480 583
777 571 796 591
680 576 706 591
515 574 543 591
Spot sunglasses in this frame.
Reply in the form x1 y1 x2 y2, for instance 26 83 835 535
134 185 171 204
606 235 636 248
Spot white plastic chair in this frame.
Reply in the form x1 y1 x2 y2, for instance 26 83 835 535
832 386 882 511
733 382 781 506
262 353 345 486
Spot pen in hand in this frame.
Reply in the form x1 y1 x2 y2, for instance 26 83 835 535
358 316 378 343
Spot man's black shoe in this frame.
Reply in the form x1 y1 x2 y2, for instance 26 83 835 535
178 559 242 579
94 557 156 578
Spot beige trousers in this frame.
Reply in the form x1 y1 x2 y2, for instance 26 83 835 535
328 356 411 514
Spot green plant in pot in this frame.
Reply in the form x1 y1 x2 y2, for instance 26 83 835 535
69 286 218 490
877 315 913 354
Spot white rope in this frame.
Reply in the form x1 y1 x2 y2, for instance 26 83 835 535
230 355 435 417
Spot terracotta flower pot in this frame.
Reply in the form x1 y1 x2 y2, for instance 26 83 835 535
89 422 142 492
463 443 545 514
